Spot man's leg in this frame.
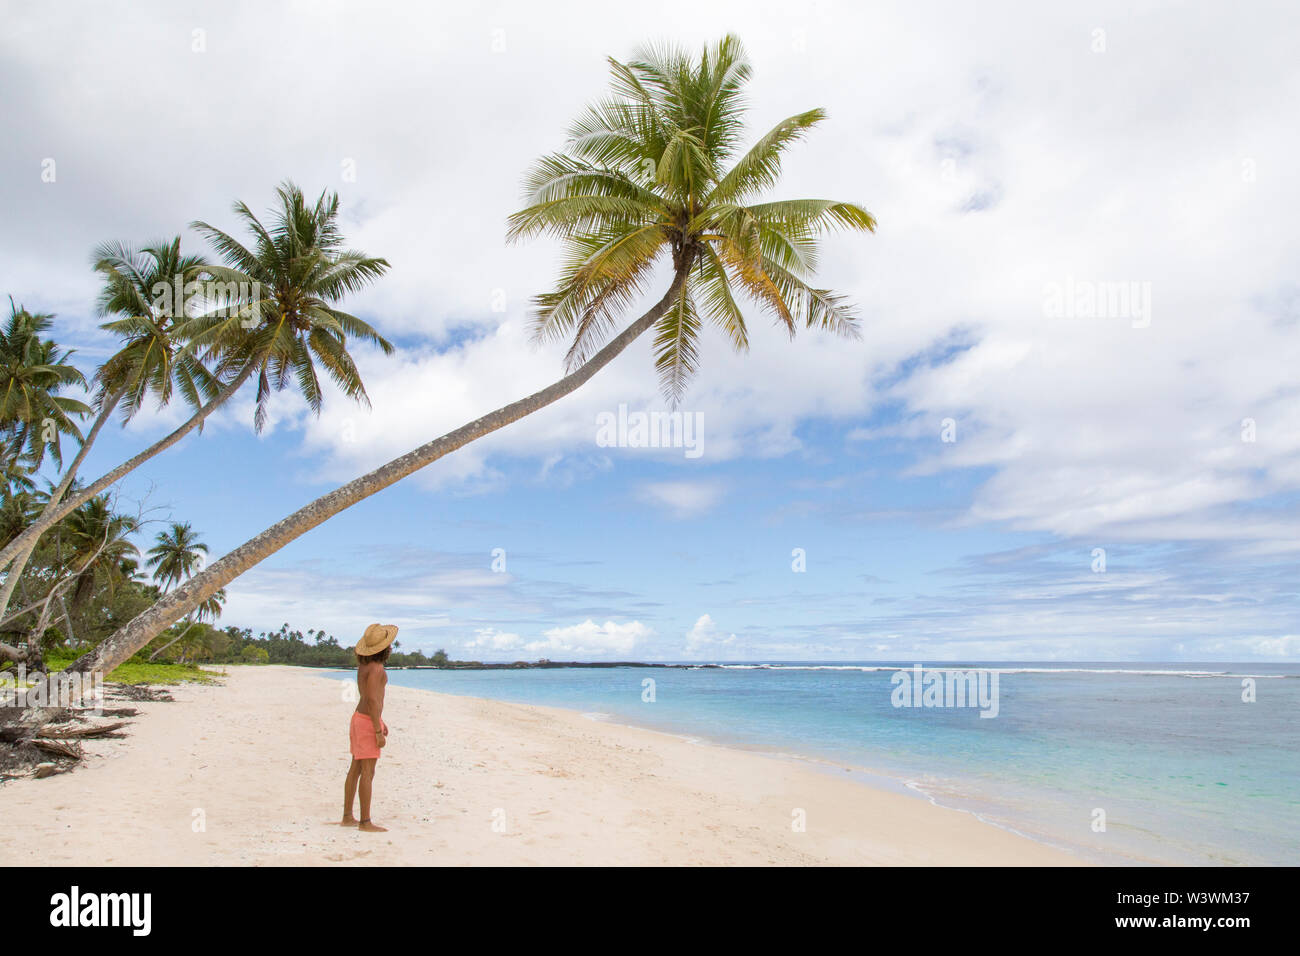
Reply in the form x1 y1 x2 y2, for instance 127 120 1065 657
358 759 387 832
340 758 361 824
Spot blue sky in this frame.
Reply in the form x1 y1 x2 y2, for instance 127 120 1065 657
2 1 1297 660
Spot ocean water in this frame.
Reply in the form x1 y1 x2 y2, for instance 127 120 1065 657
337 662 1300 865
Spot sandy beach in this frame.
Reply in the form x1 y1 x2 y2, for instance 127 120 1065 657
0 665 1079 866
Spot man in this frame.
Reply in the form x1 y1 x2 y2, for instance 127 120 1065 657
340 623 397 832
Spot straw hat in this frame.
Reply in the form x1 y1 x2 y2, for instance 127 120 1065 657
356 623 399 656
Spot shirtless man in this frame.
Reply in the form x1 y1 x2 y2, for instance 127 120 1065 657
341 623 398 832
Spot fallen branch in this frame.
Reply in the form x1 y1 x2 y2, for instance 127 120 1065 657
105 684 173 703
0 707 69 743
38 721 127 740
31 738 82 760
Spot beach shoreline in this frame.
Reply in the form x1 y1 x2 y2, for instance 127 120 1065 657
0 664 1085 866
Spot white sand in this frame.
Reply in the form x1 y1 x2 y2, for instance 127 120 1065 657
0 665 1080 865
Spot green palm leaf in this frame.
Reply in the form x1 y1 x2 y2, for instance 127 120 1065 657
512 35 875 401
191 181 392 430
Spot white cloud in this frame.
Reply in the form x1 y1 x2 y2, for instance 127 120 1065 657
638 481 725 519
527 619 650 656
686 614 736 650
1240 634 1300 659
464 627 524 650
3 1 1299 659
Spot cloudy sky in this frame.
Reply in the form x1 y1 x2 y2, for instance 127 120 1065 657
3 0 1297 660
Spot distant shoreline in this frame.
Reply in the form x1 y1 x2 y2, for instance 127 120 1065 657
293 659 712 671
395 660 705 671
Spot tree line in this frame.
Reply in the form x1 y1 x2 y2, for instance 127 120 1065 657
157 622 449 669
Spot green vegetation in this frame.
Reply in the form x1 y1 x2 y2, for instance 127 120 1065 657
175 623 446 669
0 183 387 677
43 653 216 685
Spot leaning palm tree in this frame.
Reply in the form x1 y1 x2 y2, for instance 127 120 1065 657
0 186 392 589
0 241 217 622
12 494 139 670
68 34 876 679
191 182 394 432
93 238 220 425
0 304 92 636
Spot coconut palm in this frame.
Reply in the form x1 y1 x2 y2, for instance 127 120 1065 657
0 241 219 622
0 302 89 469
143 522 224 662
0 186 392 587
0 303 92 642
68 34 876 678
92 238 221 423
0 487 36 550
145 522 209 592
190 181 394 432
60 495 141 610
0 442 38 500
9 493 139 670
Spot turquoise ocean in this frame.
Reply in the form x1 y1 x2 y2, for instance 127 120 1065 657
333 662 1299 865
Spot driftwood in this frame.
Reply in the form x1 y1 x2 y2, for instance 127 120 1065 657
2 679 172 779
38 721 127 740
0 707 67 743
105 684 173 703
31 738 82 760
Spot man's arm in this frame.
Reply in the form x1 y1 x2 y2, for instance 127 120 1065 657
365 668 386 747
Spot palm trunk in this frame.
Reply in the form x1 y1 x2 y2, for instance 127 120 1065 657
60 593 77 648
0 367 254 578
23 603 54 673
69 266 690 678
0 388 126 622
20 568 70 674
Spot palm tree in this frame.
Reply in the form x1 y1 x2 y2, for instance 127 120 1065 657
0 241 218 622
0 303 91 656
0 302 90 469
145 521 209 591
92 238 221 423
60 495 141 611
148 586 224 662
141 522 209 662
0 487 36 550
68 34 876 678
191 181 394 432
11 494 139 670
0 185 392 588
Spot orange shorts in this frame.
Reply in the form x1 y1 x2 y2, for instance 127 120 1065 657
349 712 388 760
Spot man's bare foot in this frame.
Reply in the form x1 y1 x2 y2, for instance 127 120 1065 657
336 816 359 826
358 820 388 833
